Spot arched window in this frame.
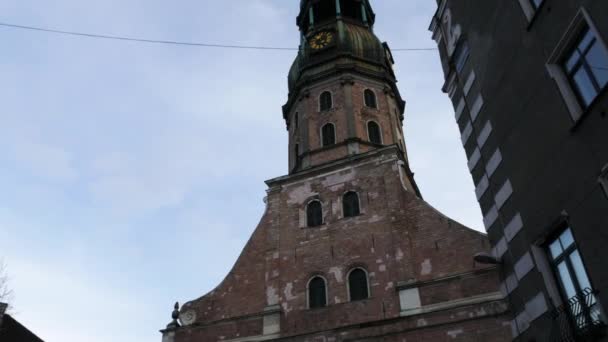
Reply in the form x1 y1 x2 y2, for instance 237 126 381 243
364 89 377 108
343 192 360 218
321 123 336 147
367 121 382 145
348 268 370 301
307 201 323 227
320 91 333 111
308 276 327 309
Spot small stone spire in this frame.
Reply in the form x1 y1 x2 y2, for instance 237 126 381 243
165 302 181 330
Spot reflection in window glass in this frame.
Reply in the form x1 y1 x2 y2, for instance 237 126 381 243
562 26 608 109
560 229 575 249
558 261 577 299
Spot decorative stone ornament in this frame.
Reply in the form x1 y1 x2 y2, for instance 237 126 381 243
165 302 181 330
179 309 197 327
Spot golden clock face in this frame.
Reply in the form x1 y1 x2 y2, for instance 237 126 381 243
309 31 334 50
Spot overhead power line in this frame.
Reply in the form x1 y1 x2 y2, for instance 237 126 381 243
0 22 437 52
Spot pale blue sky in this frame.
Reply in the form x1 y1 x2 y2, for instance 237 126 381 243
0 1 482 341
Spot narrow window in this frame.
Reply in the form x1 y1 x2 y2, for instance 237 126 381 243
307 201 323 227
294 112 299 129
320 91 333 111
453 40 470 73
547 227 604 330
367 121 382 145
364 89 377 108
348 268 369 301
308 276 327 308
343 192 360 218
563 26 608 109
321 123 336 147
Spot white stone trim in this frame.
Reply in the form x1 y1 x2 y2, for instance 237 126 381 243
463 70 476 96
504 213 524 242
495 180 513 209
486 148 502 178
461 121 473 145
468 147 481 171
483 205 499 230
470 93 484 122
546 7 608 121
399 287 422 313
475 175 490 200
454 97 466 121
514 252 535 280
492 236 508 259
400 292 505 317
477 121 493 148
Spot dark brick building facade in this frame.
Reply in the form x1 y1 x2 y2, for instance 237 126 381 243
161 1 513 341
0 303 44 342
429 0 608 340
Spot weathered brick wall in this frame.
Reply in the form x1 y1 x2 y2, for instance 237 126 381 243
169 148 512 342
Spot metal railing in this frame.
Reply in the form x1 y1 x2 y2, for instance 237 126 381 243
548 288 606 342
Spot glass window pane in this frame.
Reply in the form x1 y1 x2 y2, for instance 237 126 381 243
573 68 599 106
565 50 582 72
579 29 595 52
570 250 593 292
558 261 577 299
560 229 575 249
585 42 608 88
550 240 563 259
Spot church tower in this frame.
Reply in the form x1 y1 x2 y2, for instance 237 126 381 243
162 2 512 341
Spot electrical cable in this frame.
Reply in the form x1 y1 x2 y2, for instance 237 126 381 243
0 21 437 52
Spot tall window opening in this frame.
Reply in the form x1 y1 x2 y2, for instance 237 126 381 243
340 0 363 21
563 25 608 108
307 201 323 227
348 268 369 301
364 89 377 108
320 91 333 111
548 227 604 330
343 192 360 218
367 121 382 145
313 1 336 24
308 276 327 309
321 123 336 147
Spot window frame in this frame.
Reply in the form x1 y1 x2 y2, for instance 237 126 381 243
452 39 470 74
517 0 544 23
307 275 329 309
364 88 378 109
321 123 337 147
367 120 383 145
600 164 608 199
319 91 333 112
546 8 608 123
347 267 371 302
342 191 361 218
306 200 324 228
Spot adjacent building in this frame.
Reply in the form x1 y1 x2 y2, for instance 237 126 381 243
161 1 513 341
0 303 44 342
429 0 608 340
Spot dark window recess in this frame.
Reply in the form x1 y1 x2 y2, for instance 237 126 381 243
343 192 360 217
547 228 605 330
453 41 470 73
307 201 323 227
340 0 363 21
320 91 333 111
313 0 336 24
294 112 299 129
322 124 336 147
349 269 369 301
563 26 608 109
364 89 377 108
367 121 382 144
308 277 327 308
529 0 544 10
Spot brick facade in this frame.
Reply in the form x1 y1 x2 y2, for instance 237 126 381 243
161 1 512 341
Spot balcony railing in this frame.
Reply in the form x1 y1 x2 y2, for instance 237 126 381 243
548 288 606 342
